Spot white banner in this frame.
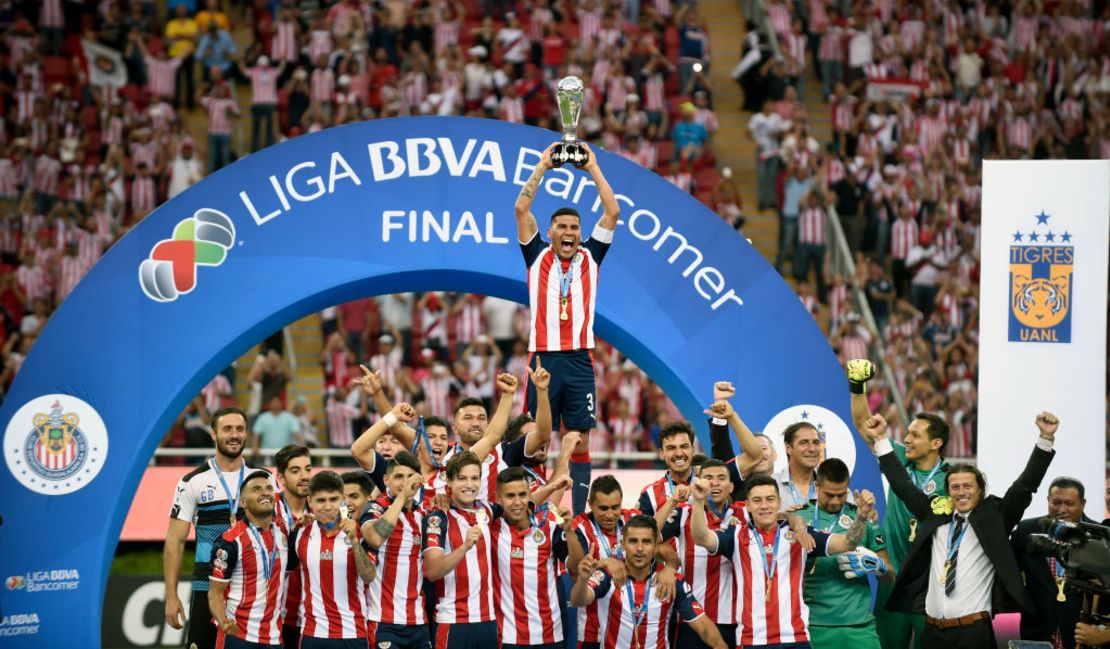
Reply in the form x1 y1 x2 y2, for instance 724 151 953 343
979 160 1108 518
81 39 127 88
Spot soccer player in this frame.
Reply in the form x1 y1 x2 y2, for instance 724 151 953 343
569 515 729 649
442 372 520 500
274 444 312 649
361 450 430 649
491 466 577 649
209 469 290 648
165 406 270 649
637 421 699 517
706 382 776 491
846 359 949 649
690 474 876 648
795 458 893 649
499 358 554 488
773 421 823 511
289 471 377 647
340 471 375 521
656 459 748 649
569 475 680 649
422 451 499 648
514 140 621 514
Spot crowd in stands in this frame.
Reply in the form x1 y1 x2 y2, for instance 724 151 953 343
1 0 1107 464
741 0 1110 457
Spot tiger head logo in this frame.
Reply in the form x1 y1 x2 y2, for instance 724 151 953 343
1011 272 1070 329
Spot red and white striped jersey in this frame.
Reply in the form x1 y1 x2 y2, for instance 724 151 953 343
1011 16 1038 53
433 20 460 55
766 2 791 36
33 155 61 196
145 57 181 98
210 519 290 645
422 503 497 623
439 443 506 503
1006 115 1033 152
643 74 666 112
275 492 309 629
271 21 299 61
131 176 158 218
310 68 335 104
660 501 747 624
798 207 826 245
290 520 371 639
782 33 807 75
637 471 692 517
522 225 612 352
711 519 832 646
325 398 358 449
818 26 843 61
16 264 49 304
827 283 848 327
573 508 639 643
917 117 946 154
40 0 64 26
890 217 918 260
202 96 239 135
361 495 427 625
453 300 485 344
836 325 871 364
249 67 280 105
577 8 603 47
56 255 84 302
607 417 642 455
420 374 456 419
586 565 707 649
306 30 334 63
202 374 233 413
491 514 569 645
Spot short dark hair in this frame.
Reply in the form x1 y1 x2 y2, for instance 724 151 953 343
497 466 530 488
308 470 344 496
1049 476 1085 501
698 459 729 475
914 413 951 455
505 414 534 443
945 463 986 494
453 397 487 418
744 474 780 497
660 421 695 446
816 458 850 484
242 469 273 489
388 450 421 475
691 454 708 471
589 474 623 501
275 444 310 475
423 416 450 432
549 206 580 224
341 471 374 496
446 450 482 480
783 422 818 445
625 514 658 537
211 406 247 431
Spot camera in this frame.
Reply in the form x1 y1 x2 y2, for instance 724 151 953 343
1029 518 1110 587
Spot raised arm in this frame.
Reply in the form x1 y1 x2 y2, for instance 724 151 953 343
569 555 601 606
470 373 519 460
689 478 719 552
531 474 573 505
579 142 620 230
362 474 421 549
515 143 558 243
351 402 416 470
354 365 415 448
524 358 552 456
826 489 875 554
1001 412 1058 529
424 525 484 581
845 359 876 436
547 430 580 502
862 415 933 519
705 395 761 464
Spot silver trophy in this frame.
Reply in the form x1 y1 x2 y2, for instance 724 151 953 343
552 76 589 168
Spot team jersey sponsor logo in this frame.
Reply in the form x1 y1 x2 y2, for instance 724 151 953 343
4 395 108 495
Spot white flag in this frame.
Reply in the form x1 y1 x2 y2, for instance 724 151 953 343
82 40 128 88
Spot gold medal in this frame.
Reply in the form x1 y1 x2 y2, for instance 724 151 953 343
939 560 950 585
908 518 917 542
765 577 772 598
551 508 564 526
560 298 569 321
1055 576 1067 602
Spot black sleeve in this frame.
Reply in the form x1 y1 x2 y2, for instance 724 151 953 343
877 450 933 520
500 435 528 467
637 489 655 517
366 452 388 493
286 529 300 571
552 526 569 562
520 231 547 266
708 417 735 461
582 233 612 265
210 537 239 581
1001 446 1056 531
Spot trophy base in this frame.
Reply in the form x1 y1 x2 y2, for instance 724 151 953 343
551 142 590 169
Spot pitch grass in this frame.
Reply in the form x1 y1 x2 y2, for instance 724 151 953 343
113 542 194 575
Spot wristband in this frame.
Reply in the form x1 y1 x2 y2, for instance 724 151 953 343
848 379 866 395
383 412 399 428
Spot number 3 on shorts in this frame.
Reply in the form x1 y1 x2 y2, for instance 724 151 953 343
586 393 595 413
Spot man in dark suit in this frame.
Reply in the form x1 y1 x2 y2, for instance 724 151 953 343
1012 477 1099 648
858 410 1058 649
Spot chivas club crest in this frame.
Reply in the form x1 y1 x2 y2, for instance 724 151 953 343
4 394 109 495
1008 211 1073 343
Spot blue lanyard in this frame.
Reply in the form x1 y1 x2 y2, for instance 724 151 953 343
811 506 843 533
786 479 815 507
624 570 655 633
751 521 782 582
522 464 546 486
280 494 294 529
554 253 580 301
664 472 689 499
591 516 623 559
1050 557 1065 578
247 524 277 582
531 503 549 530
211 459 245 523
411 417 445 469
910 458 942 492
946 515 969 562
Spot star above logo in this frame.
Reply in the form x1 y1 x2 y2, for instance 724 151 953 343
1028 231 1040 242
1061 231 1072 242
1035 210 1050 225
1012 231 1023 242
1044 231 1055 242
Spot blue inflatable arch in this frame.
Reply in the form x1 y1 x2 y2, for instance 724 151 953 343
0 117 878 647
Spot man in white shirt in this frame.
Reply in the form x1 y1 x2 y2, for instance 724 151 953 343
747 100 790 210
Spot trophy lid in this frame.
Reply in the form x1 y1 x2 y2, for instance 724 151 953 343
557 76 585 94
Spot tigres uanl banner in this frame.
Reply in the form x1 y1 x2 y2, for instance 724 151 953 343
979 160 1108 517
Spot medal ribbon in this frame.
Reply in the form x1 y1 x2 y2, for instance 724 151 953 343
910 458 942 493
211 459 245 525
750 521 782 585
554 252 580 304
411 417 445 469
592 515 623 559
946 514 969 564
624 570 655 640
786 479 815 508
247 524 277 582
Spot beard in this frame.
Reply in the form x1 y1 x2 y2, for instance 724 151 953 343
217 439 244 459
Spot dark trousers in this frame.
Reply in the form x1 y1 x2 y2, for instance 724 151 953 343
891 259 910 298
676 621 737 648
251 104 276 152
175 54 196 109
794 243 827 302
920 617 994 649
282 624 299 649
434 621 498 649
187 589 217 649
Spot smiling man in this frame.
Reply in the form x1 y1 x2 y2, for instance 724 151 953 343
638 422 698 517
773 421 824 511
164 406 271 649
1011 476 1097 648
274 444 312 649
859 411 1058 649
514 140 621 514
